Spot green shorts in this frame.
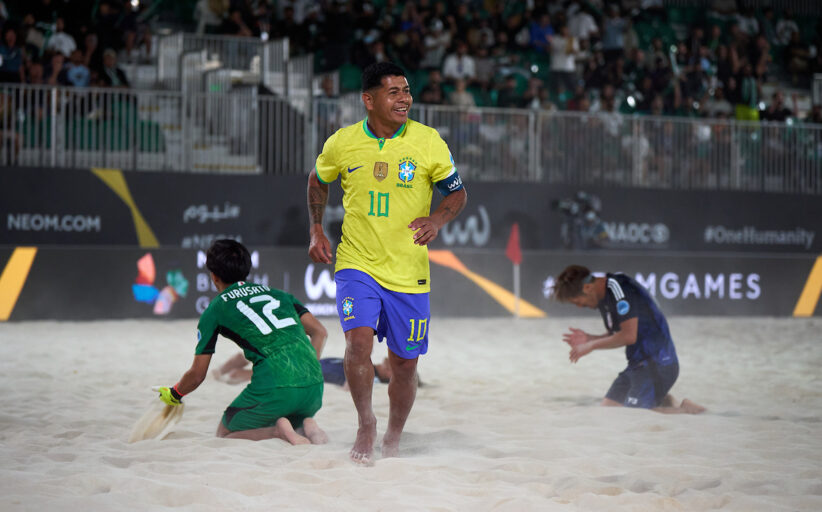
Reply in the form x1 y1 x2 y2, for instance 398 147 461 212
221 382 323 432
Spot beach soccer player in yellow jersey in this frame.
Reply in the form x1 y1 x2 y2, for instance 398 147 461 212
307 62 468 464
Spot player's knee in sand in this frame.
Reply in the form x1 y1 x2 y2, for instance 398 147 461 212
151 239 328 444
554 265 706 415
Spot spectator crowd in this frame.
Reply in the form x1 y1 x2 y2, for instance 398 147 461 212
2 0 821 125
193 0 822 124
0 0 152 89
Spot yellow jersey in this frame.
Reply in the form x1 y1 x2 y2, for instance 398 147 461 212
315 118 456 293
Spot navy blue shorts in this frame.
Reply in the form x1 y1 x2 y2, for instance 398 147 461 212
605 360 679 408
335 269 430 359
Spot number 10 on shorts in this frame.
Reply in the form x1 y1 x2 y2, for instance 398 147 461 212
407 318 428 342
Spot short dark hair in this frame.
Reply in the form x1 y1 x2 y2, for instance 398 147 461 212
206 239 251 284
361 62 406 92
553 265 593 302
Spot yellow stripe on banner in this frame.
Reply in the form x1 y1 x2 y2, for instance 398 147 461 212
793 256 822 317
429 250 546 318
91 167 159 248
0 247 38 321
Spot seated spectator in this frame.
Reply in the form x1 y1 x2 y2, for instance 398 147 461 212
61 49 91 87
45 51 65 85
529 12 554 54
775 10 799 46
761 91 795 122
448 78 476 108
82 32 100 70
98 48 129 88
734 8 759 38
705 25 723 59
601 5 629 62
733 63 760 121
567 2 598 44
758 8 779 47
195 0 225 35
784 31 810 84
46 17 77 58
582 50 607 90
20 13 45 56
473 46 496 92
420 17 450 69
395 29 425 72
26 60 45 85
419 68 445 105
550 24 580 96
634 75 656 112
715 45 734 87
566 84 588 111
442 40 476 84
121 3 153 62
496 75 521 108
709 0 738 20
805 104 822 124
221 9 253 37
0 26 25 83
624 47 648 85
521 76 547 110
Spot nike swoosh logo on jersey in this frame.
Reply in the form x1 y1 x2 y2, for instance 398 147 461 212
347 165 363 173
405 343 421 352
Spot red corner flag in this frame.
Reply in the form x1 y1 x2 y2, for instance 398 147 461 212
505 222 522 265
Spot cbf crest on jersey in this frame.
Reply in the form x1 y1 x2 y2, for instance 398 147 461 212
397 156 417 188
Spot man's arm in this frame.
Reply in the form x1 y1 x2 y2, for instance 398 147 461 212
307 168 333 263
569 317 637 363
562 327 609 347
408 187 467 246
175 354 213 395
300 312 327 358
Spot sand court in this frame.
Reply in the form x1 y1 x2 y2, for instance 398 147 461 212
1 316 820 511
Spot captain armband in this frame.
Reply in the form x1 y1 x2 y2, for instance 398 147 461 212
435 169 464 196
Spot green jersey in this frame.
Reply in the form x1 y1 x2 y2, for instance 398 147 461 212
195 282 323 388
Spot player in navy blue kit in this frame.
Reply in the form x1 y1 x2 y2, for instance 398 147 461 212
554 265 705 414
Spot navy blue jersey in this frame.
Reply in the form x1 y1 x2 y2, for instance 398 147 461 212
597 273 678 367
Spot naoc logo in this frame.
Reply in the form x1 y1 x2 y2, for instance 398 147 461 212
398 157 417 183
304 264 336 300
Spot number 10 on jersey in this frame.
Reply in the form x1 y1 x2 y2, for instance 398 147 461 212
368 191 389 217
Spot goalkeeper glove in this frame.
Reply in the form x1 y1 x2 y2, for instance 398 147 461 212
156 385 184 406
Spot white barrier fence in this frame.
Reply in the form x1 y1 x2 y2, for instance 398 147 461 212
1 83 820 194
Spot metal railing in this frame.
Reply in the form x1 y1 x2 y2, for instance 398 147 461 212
2 83 820 194
155 34 315 98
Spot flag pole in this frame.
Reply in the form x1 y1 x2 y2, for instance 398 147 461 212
513 262 520 318
505 222 522 319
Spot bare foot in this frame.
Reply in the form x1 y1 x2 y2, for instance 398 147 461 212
276 418 311 445
302 418 328 445
660 394 677 408
381 431 400 458
680 399 706 414
350 419 377 466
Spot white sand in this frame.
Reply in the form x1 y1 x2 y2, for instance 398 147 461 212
1 316 821 511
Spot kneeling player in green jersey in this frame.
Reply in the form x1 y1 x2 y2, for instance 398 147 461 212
156 239 328 444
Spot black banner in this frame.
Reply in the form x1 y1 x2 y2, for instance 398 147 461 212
2 246 819 321
1 167 820 253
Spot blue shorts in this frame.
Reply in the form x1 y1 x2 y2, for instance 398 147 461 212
335 269 430 359
605 360 679 409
